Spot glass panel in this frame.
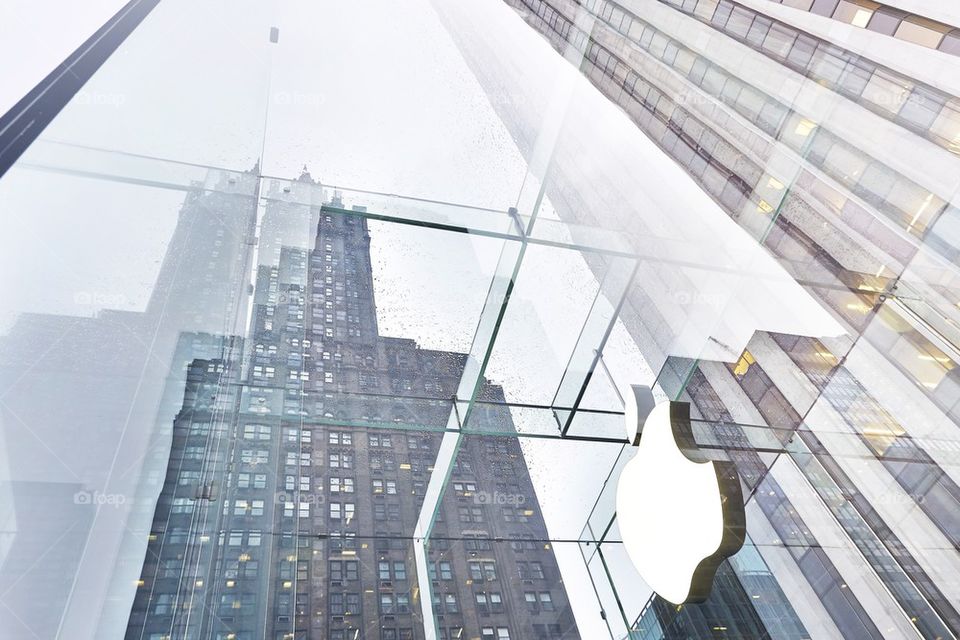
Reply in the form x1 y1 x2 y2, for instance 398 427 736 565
895 18 948 48
4 1 960 640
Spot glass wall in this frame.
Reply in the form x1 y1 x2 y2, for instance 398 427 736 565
1 1 959 639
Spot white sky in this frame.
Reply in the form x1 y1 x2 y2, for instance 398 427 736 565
0 1 129 114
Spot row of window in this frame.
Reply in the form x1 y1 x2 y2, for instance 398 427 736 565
238 427 431 449
773 0 960 54
724 349 956 638
579 0 954 235
530 0 957 253
658 0 960 152
426 559 546 581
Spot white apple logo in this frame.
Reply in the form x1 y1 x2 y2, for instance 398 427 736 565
616 385 746 604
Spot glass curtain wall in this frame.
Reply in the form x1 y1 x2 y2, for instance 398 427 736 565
1 1 958 640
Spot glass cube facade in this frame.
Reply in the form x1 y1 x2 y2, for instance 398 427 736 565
1 2 959 639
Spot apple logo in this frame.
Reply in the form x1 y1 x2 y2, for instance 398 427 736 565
616 384 746 604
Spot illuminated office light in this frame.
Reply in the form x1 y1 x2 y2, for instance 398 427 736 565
907 193 934 232
794 118 817 136
851 9 872 27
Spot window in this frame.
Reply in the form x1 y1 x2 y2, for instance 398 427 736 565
539 592 554 611
518 561 545 580
369 433 392 447
330 593 344 615
525 591 538 613
233 499 264 516
862 68 912 115
444 593 458 613
330 560 359 582
330 477 354 493
531 562 544 579
833 0 874 28
171 498 193 514
431 561 453 580
940 30 960 55
242 423 271 440
458 506 483 523
469 562 483 581
380 593 395 614
240 449 269 464
329 452 353 469
895 17 948 49
866 7 903 35
329 502 355 523
153 594 173 615
329 431 353 445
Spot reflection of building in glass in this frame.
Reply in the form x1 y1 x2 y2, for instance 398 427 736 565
126 178 580 640
479 2 960 638
0 168 259 639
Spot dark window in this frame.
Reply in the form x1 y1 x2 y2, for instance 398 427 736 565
866 8 904 35
940 30 960 55
787 33 818 69
810 0 840 16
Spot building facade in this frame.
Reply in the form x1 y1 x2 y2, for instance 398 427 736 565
484 1 960 638
125 182 580 640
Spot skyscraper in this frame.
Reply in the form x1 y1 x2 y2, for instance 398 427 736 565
125 178 580 640
435 1 960 638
